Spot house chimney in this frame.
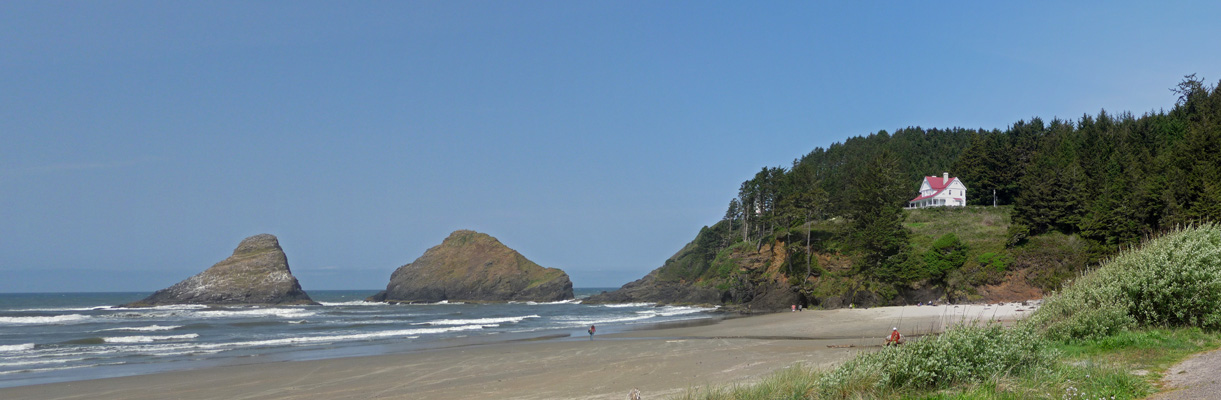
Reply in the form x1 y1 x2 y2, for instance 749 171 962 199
943 172 949 182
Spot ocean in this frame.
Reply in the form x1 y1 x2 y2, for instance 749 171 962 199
0 289 717 388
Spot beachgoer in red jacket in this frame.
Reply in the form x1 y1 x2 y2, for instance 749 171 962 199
886 327 903 346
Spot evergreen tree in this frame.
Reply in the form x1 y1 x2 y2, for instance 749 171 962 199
847 149 911 280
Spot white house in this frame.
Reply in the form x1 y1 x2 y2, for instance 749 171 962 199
908 172 967 208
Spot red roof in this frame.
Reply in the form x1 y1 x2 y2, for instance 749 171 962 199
925 176 951 190
909 176 959 202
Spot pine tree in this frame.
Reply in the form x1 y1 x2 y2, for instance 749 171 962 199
848 149 911 280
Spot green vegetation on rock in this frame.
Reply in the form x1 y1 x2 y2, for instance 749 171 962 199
369 230 574 303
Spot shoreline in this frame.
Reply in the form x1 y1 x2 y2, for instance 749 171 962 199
0 302 1035 400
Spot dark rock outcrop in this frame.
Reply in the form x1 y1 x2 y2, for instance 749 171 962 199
123 234 317 307
585 231 805 311
368 230 573 303
584 268 721 305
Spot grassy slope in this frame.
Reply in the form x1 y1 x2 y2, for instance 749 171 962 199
904 206 1011 256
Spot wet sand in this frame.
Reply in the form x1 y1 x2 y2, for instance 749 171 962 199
0 303 1033 400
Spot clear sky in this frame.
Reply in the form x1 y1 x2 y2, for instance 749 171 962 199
3 1 1220 292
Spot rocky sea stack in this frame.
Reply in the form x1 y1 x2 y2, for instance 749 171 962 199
368 230 573 303
123 234 317 307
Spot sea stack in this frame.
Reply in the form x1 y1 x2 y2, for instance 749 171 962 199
123 234 317 307
368 230 574 303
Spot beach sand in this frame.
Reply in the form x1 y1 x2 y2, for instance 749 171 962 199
1 302 1035 400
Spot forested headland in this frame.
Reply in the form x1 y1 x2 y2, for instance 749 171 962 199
592 75 1221 308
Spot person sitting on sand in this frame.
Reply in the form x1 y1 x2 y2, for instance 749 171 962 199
885 327 904 346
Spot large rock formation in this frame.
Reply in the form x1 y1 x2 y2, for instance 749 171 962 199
124 234 317 307
368 230 573 303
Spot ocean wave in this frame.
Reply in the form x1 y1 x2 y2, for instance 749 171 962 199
510 299 580 305
0 357 86 368
0 314 90 325
142 349 224 357
388 300 466 306
0 362 124 376
102 334 200 343
318 301 386 306
637 306 714 317
194 308 316 319
598 302 655 308
420 315 540 326
140 304 210 311
98 325 183 332
10 306 115 312
107 304 209 312
0 343 36 353
197 324 487 349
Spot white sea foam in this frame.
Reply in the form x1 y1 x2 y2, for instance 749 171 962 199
638 306 713 317
420 315 539 326
512 299 580 305
318 301 386 306
102 334 200 343
12 306 115 312
0 314 90 324
555 314 653 326
0 343 36 353
98 325 182 332
0 362 124 376
145 304 210 310
598 302 654 308
0 357 86 368
421 300 464 305
144 349 224 357
195 325 486 349
194 308 316 319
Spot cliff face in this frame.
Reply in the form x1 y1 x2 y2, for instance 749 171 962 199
368 230 574 303
585 231 800 310
123 234 317 307
582 268 722 304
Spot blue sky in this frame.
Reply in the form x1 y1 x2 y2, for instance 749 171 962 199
3 1 1219 292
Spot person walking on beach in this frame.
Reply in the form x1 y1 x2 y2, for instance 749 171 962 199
588 325 595 340
885 327 903 346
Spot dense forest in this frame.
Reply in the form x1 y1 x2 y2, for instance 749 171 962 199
645 75 1221 306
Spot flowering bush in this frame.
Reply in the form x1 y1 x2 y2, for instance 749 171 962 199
817 323 1057 394
1027 224 1221 340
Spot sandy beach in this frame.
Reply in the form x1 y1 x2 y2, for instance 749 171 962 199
0 302 1035 400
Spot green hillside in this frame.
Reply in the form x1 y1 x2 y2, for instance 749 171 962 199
598 75 1221 309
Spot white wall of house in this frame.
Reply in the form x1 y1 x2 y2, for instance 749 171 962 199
908 173 967 208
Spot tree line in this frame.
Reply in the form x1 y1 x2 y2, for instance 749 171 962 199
718 75 1221 282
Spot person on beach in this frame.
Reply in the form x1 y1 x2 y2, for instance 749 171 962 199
885 327 904 346
588 325 595 340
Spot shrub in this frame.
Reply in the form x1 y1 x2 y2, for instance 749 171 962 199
1026 224 1221 341
817 323 1057 394
976 252 1012 273
925 233 968 281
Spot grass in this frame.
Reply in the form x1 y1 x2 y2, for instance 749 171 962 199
904 206 1010 257
672 327 1219 400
